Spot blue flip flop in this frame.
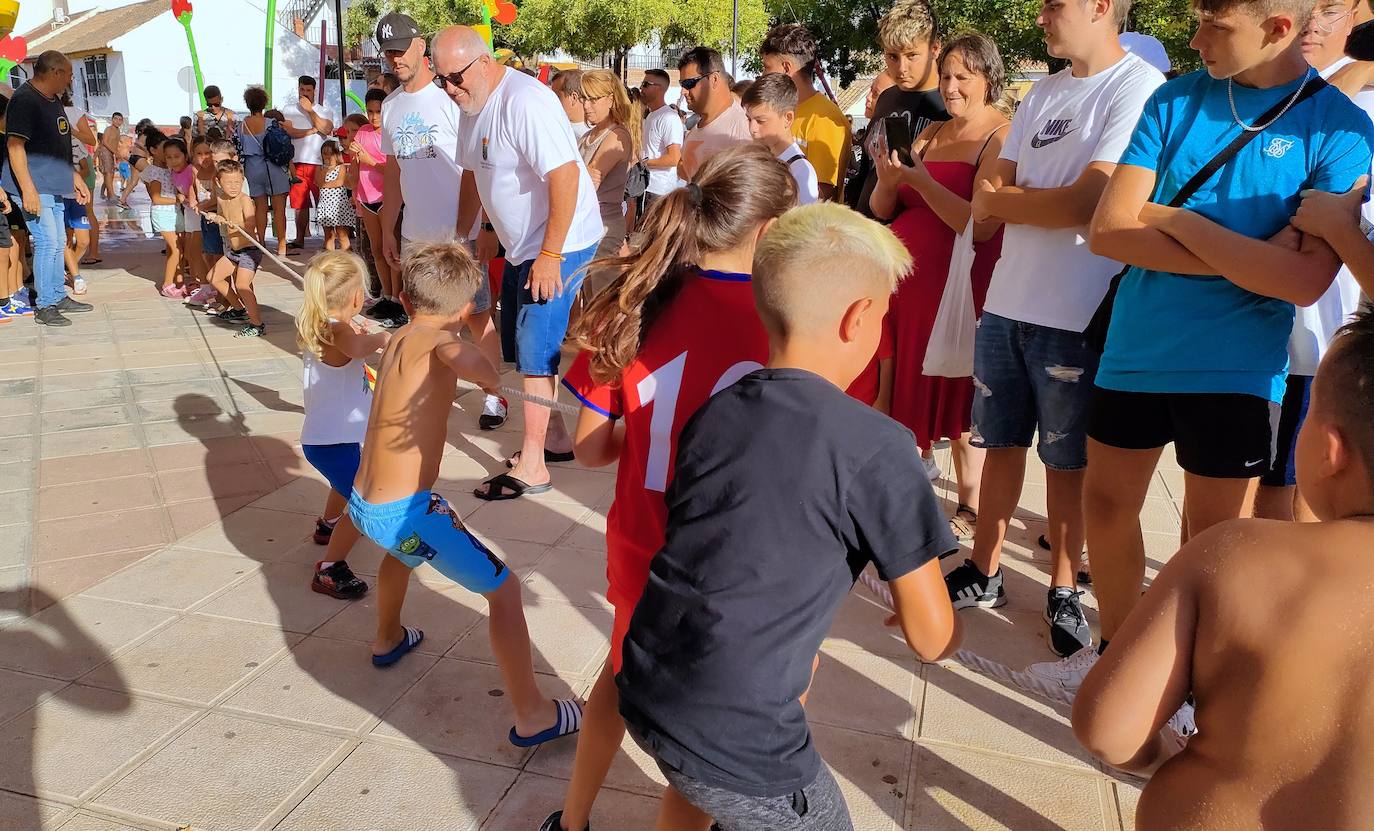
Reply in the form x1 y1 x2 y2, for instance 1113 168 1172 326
509 698 584 747
372 626 424 667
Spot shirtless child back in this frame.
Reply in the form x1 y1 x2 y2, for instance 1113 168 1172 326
348 242 584 748
1072 308 1374 830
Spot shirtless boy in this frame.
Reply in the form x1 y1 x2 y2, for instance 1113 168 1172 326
347 242 583 747
1072 308 1374 830
201 160 264 338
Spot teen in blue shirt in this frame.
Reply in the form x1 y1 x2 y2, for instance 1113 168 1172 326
1072 0 1374 685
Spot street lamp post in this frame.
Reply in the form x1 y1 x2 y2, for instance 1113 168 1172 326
335 0 346 116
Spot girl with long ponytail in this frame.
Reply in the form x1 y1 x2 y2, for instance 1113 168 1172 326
544 143 798 831
295 251 390 602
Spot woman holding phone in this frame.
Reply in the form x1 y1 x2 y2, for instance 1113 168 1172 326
870 32 1009 541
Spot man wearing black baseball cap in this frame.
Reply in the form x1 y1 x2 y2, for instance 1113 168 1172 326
374 11 423 53
373 12 508 426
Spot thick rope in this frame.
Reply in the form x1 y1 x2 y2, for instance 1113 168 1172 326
856 570 1078 707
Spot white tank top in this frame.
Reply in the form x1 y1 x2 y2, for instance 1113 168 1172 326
301 332 372 446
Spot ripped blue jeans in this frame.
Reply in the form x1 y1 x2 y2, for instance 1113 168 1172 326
970 312 1099 471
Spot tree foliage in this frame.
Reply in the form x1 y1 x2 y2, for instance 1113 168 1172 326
765 0 1202 85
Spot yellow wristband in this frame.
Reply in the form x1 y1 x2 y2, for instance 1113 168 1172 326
539 248 566 262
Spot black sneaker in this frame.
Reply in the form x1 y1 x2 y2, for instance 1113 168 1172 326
1045 587 1092 658
34 306 71 326
381 311 409 329
221 308 248 322
539 811 588 831
236 323 265 338
945 559 1005 609
313 516 337 545
311 560 369 600
56 295 93 313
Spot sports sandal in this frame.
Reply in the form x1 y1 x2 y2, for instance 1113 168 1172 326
372 626 424 667
474 473 552 501
509 699 583 747
504 449 576 469
949 504 977 542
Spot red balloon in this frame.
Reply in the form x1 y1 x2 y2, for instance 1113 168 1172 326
172 0 193 19
493 1 517 25
0 35 27 64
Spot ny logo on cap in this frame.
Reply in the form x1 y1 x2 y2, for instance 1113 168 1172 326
381 23 392 38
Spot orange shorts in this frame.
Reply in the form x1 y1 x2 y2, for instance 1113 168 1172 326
288 163 319 210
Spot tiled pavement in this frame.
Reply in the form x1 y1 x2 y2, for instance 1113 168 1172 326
0 221 1190 830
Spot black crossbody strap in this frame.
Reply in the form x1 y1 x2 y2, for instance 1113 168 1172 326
1166 75 1328 208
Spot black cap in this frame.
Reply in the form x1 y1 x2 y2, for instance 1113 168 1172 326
375 13 422 53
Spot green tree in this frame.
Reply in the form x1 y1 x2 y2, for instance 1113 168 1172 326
765 0 1201 85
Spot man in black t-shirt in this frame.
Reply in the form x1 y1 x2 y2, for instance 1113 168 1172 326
3 50 90 326
617 204 960 831
849 1 950 216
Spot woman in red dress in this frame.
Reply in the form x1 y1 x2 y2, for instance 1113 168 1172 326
870 33 1009 540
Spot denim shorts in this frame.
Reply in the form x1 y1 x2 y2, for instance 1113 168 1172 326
201 217 224 255
971 312 1100 471
348 490 510 594
500 244 597 376
150 203 183 234
302 442 361 498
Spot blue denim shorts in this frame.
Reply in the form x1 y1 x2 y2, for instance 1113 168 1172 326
971 312 1100 471
201 216 224 255
301 442 361 498
63 198 89 230
348 490 510 594
500 244 597 376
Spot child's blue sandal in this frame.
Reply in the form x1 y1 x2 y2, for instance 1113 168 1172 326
372 626 424 667
509 698 584 747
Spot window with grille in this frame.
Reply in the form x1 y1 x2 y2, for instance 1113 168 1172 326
83 55 110 97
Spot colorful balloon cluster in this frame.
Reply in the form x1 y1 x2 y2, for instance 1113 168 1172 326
475 0 518 51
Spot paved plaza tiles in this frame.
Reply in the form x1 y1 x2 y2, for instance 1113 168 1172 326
0 222 1190 830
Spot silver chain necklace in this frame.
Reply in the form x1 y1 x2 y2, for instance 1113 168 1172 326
1228 69 1313 133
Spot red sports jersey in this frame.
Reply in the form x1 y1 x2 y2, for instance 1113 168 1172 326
845 312 895 405
563 269 769 664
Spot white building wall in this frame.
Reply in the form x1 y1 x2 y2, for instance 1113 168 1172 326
109 0 322 125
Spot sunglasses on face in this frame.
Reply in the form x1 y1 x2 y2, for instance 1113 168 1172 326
679 71 716 90
640 80 664 89
433 56 481 90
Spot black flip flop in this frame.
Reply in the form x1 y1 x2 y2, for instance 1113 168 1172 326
474 473 553 501
505 449 576 469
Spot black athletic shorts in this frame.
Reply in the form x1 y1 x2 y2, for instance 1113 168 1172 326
1260 374 1312 488
4 198 26 233
1088 386 1281 479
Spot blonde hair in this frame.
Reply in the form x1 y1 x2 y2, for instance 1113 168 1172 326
402 241 482 316
879 0 940 52
752 203 912 338
580 69 643 158
296 251 369 359
573 144 797 385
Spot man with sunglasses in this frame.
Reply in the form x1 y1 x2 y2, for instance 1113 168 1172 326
639 68 683 216
372 13 507 425
434 25 603 501
677 46 751 179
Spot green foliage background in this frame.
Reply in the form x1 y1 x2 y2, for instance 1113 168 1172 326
344 0 1200 83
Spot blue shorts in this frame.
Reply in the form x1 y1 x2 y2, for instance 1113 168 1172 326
63 198 89 230
500 244 597 376
971 312 1100 471
201 216 224 255
348 490 510 594
301 442 361 498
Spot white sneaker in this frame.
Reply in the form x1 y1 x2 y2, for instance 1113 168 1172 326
1027 646 1099 691
923 454 941 482
479 393 508 430
1168 701 1197 738
72 276 87 295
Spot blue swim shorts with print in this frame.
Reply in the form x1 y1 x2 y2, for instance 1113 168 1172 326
348 490 510 594
971 312 1100 471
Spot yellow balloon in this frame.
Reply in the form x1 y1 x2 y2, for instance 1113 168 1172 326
0 0 18 37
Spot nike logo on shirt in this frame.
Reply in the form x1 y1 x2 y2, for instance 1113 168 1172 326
1031 118 1078 149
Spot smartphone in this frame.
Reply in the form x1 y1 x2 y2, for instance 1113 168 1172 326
884 114 914 167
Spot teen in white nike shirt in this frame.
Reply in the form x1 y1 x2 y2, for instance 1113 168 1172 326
947 0 1163 665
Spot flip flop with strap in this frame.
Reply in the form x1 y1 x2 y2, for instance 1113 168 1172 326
505 449 577 469
474 473 553 501
372 626 424 667
509 698 584 747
